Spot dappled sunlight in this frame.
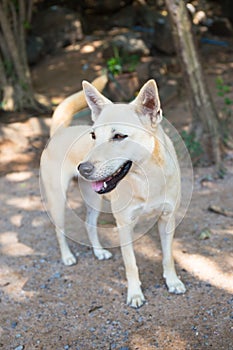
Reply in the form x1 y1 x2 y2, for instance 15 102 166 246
174 242 233 294
0 264 36 300
11 214 23 227
80 44 96 54
220 227 233 235
130 328 188 350
6 171 33 182
0 231 34 256
7 194 42 211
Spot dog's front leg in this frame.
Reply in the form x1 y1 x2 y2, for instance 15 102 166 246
85 205 112 260
158 213 186 294
81 180 112 260
117 222 145 308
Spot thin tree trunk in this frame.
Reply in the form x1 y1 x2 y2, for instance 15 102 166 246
0 1 50 112
165 0 221 167
0 2 26 84
0 54 7 86
19 0 30 79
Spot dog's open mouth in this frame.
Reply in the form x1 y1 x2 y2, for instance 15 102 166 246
91 160 132 194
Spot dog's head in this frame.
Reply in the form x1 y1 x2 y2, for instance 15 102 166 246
78 79 163 194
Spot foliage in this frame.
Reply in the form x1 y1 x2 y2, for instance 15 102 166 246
181 130 203 164
107 46 139 77
215 76 233 112
215 76 233 148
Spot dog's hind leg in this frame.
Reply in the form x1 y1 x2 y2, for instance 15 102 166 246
158 213 186 294
41 159 77 266
81 180 112 260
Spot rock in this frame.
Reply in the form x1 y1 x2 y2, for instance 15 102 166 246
32 6 83 53
105 72 140 102
159 79 179 105
110 6 136 28
110 32 150 57
81 0 133 14
11 321 18 329
153 13 175 55
134 3 157 28
208 17 233 37
221 0 233 22
26 36 44 65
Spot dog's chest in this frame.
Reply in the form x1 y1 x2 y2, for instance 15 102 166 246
111 169 172 214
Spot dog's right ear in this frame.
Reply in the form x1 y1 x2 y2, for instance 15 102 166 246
82 81 112 121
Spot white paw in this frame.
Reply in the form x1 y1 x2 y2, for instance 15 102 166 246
166 278 186 294
62 252 77 266
127 291 145 308
94 248 112 260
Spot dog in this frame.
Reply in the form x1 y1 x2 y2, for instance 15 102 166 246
40 76 186 308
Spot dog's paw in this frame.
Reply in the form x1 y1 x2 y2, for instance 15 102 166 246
166 278 186 294
94 248 112 260
62 253 77 266
127 292 145 309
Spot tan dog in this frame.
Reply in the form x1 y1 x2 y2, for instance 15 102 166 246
40 77 186 308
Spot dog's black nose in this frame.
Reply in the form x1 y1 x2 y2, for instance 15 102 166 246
78 161 95 177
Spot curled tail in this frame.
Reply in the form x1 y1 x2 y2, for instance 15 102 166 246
50 74 108 137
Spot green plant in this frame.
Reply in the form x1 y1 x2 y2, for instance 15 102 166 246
107 46 140 77
107 47 123 76
181 130 203 164
215 76 233 146
216 76 233 111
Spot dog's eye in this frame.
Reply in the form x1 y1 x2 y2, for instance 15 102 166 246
90 131 96 140
112 134 128 141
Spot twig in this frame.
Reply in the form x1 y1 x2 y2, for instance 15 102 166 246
208 205 233 218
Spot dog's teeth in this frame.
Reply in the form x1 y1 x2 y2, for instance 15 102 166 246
103 182 107 189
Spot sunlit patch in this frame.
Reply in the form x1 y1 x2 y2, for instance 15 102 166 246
80 44 95 53
174 242 233 294
6 171 33 182
0 232 34 256
0 265 35 300
7 195 42 210
10 214 22 227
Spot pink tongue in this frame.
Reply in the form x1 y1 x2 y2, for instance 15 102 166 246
91 180 104 192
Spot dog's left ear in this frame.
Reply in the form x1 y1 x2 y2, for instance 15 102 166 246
131 79 162 128
82 80 112 121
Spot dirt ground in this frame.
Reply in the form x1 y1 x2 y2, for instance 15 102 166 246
0 35 233 350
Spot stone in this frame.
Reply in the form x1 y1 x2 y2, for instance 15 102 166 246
32 6 83 53
80 0 133 14
111 32 150 56
153 13 175 55
208 17 233 37
26 36 44 65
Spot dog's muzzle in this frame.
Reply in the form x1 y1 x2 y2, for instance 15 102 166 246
78 160 132 194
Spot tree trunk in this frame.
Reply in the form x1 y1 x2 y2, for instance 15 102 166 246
165 0 221 167
0 1 49 113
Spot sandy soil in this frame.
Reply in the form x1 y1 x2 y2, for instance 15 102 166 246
0 35 233 350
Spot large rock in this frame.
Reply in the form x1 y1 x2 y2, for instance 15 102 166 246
32 6 83 53
80 0 133 14
107 32 150 57
26 36 44 65
153 13 175 55
208 17 233 37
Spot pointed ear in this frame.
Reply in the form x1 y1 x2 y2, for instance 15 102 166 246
131 79 162 128
82 80 112 121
